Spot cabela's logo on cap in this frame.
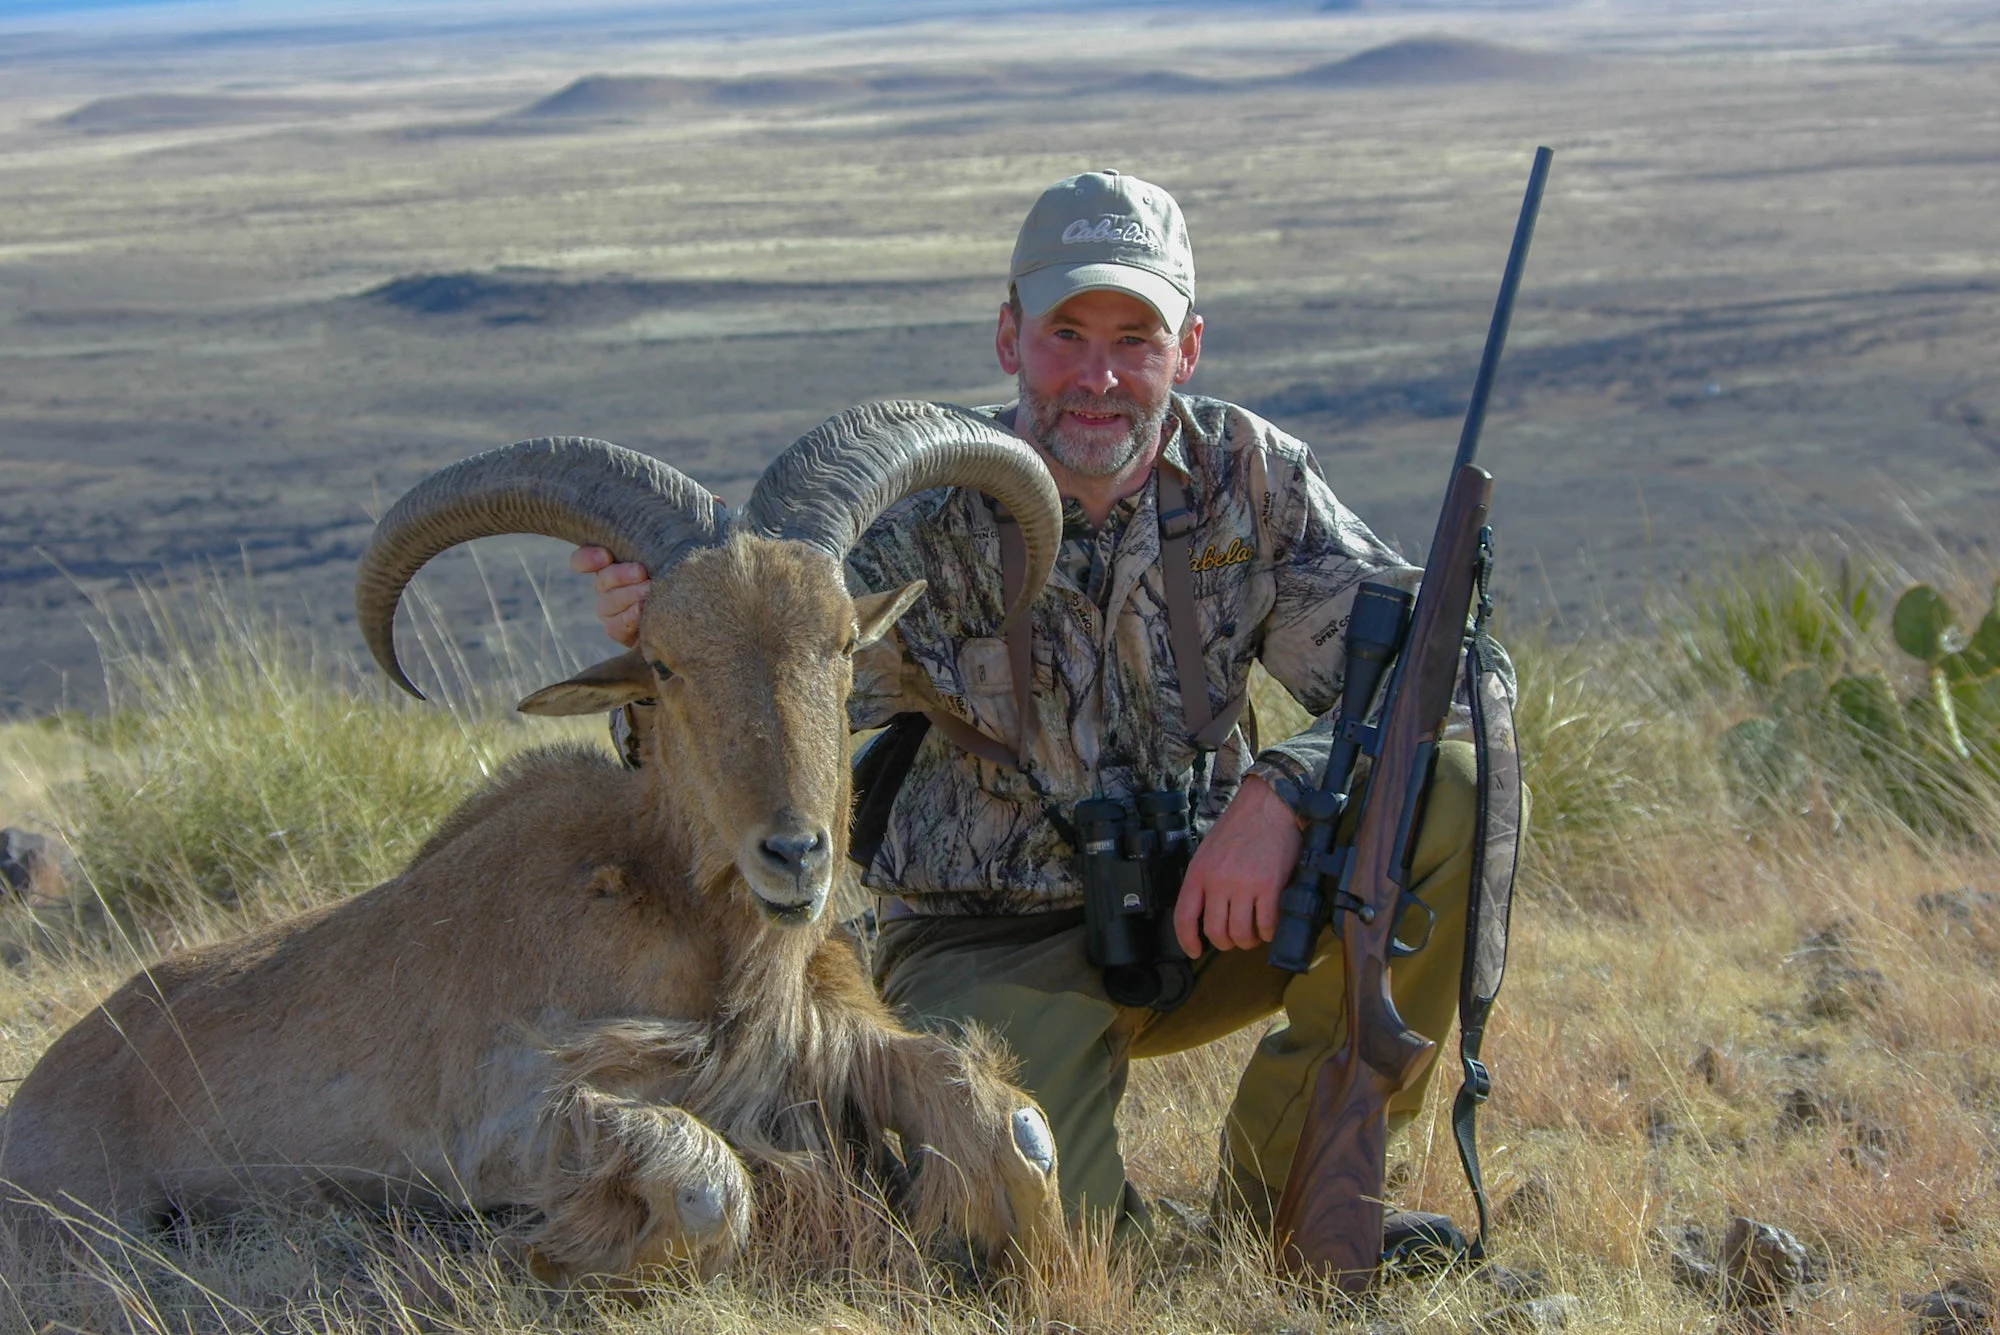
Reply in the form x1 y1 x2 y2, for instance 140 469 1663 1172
1060 215 1162 249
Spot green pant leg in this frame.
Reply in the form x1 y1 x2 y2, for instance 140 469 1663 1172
873 913 1136 1225
1222 739 1479 1194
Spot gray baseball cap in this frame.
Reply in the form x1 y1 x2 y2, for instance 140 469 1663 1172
1009 170 1194 332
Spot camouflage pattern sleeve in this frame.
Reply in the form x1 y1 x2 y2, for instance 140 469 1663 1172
1242 435 1421 812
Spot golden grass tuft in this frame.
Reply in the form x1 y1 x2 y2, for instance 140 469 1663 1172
3 555 1999 1332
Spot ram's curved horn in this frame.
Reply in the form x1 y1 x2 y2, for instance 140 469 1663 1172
356 437 724 699
741 401 1061 630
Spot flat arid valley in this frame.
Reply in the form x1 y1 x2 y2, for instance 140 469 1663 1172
3 0 1996 712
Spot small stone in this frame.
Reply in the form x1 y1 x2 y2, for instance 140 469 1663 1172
1901 1289 1992 1334
1692 1043 1740 1091
1945 1278 1996 1306
1151 1194 1209 1236
1474 1294 1582 1333
1477 1263 1550 1301
1646 1103 1682 1146
1793 919 1854 959
1721 1216 1809 1310
1805 964 1887 1019
1495 1176 1557 1227
1671 1250 1721 1295
1914 887 2000 927
1777 1087 1830 1133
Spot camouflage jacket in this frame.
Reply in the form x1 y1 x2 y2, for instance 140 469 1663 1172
842 393 1507 917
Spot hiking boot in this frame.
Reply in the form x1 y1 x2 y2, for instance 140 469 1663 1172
1211 1157 1468 1270
1381 1209 1469 1273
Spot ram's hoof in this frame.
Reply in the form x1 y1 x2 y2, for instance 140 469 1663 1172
675 1181 730 1240
1011 1107 1054 1176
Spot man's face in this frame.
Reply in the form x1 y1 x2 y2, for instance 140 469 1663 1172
996 288 1202 480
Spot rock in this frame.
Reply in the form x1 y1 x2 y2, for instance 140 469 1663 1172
1477 1264 1550 1301
1692 1043 1740 1092
1777 1087 1831 1133
1720 1216 1809 1310
1914 887 2000 927
0 827 75 907
1473 1294 1582 1332
1804 963 1887 1019
1901 1288 1992 1333
1495 1176 1557 1227
1794 920 1854 958
1671 1249 1721 1295
1646 1103 1682 1146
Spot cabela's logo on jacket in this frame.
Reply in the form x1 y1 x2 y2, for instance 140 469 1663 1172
1189 538 1253 573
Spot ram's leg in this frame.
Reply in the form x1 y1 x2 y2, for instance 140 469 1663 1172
528 1088 751 1282
860 1026 1062 1265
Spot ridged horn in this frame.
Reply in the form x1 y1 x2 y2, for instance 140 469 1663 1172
356 436 724 699
741 401 1061 630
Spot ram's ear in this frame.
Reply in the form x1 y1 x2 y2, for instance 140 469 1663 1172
852 580 927 649
518 649 655 716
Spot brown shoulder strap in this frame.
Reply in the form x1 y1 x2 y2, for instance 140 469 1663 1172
921 707 1020 769
948 476 1247 773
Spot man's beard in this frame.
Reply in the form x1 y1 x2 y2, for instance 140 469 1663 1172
1017 375 1170 478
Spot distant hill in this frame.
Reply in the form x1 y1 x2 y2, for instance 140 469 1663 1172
512 75 719 119
1292 36 1577 86
510 68 1005 121
59 93 334 132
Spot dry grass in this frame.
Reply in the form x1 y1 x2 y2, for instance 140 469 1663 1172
3 559 1998 1333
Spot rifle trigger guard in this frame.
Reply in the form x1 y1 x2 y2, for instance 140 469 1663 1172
1388 889 1436 957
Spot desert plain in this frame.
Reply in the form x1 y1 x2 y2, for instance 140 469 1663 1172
1 0 1997 712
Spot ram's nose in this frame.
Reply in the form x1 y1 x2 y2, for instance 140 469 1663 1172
759 828 829 877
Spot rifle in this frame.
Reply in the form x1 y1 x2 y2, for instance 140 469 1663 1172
1268 146 1552 1288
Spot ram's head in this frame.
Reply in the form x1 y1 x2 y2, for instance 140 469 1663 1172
355 402 1058 924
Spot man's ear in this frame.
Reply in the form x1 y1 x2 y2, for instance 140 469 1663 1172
852 580 927 649
1173 312 1204 384
995 302 1022 375
518 649 655 716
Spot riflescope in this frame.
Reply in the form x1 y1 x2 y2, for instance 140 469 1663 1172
1266 581 1415 973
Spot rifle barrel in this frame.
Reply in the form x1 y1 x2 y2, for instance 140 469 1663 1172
1452 145 1553 474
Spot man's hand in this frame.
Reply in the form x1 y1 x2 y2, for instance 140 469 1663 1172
1174 775 1302 957
570 546 650 649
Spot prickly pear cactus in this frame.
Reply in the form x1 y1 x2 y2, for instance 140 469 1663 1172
1721 581 2000 810
1888 583 2000 761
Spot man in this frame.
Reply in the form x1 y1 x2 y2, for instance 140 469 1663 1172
575 170 1499 1237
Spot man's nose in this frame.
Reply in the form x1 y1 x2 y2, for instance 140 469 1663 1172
1073 346 1119 395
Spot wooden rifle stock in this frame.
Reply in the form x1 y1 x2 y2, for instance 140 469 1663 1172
1273 465 1492 1287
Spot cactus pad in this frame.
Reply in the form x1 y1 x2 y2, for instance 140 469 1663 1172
1892 585 1956 663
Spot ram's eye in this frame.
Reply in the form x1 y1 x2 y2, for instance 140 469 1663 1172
841 625 859 655
649 660 673 680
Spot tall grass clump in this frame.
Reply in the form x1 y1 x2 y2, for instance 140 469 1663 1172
47 576 599 935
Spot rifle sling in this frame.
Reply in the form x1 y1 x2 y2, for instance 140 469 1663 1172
1451 627 1524 1262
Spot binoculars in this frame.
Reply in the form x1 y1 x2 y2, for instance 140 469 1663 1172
1075 789 1197 1011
